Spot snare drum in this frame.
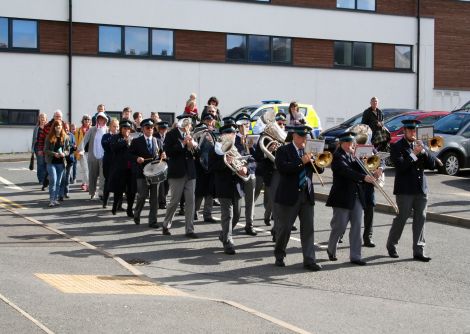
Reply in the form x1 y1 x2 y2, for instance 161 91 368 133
143 161 168 185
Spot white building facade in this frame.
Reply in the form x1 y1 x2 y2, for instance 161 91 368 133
0 0 469 153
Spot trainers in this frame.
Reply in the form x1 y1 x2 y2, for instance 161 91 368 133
48 201 55 207
54 200 60 205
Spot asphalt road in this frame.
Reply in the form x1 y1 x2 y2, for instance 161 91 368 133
0 161 469 334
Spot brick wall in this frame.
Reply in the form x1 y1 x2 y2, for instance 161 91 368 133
175 30 225 62
373 44 395 70
72 23 97 55
293 38 333 68
39 21 68 54
271 0 335 9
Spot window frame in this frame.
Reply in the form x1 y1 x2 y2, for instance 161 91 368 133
0 17 39 52
336 0 376 12
334 40 373 69
150 28 175 59
124 26 150 57
0 108 39 126
395 44 413 71
225 33 292 65
98 24 175 59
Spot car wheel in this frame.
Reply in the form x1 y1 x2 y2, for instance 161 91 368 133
440 152 460 176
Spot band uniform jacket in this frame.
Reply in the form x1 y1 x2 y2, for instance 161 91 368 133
154 132 166 152
274 142 323 206
326 147 366 210
163 127 197 180
391 137 436 195
254 140 275 186
208 148 243 199
129 135 160 179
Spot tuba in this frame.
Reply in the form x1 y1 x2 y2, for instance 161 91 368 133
259 111 287 162
218 135 251 181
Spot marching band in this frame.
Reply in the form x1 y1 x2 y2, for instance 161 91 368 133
37 100 439 269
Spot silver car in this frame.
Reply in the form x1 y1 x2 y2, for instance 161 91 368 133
433 111 470 176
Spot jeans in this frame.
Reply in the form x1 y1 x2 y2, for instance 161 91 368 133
47 163 65 202
36 153 47 184
60 163 72 197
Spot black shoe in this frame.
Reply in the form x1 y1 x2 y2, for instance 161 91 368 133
194 213 200 221
213 199 221 207
126 210 134 218
41 186 46 191
363 240 376 248
350 259 367 266
159 203 167 209
245 227 258 236
111 208 116 215
275 258 285 267
177 209 185 216
388 249 399 258
103 204 107 209
413 255 431 262
204 217 220 223
338 238 343 244
326 249 337 261
304 263 322 271
117 206 125 212
185 232 199 239
162 228 171 236
271 229 276 243
291 225 297 231
264 219 271 226
149 223 161 229
224 247 236 255
64 194 70 199
133 217 140 225
58 197 64 202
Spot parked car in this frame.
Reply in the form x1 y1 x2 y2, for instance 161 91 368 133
386 111 450 144
433 111 470 176
229 100 322 135
320 109 412 151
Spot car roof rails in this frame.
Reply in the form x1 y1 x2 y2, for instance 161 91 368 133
261 100 283 104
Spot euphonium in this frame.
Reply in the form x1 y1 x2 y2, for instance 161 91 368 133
219 135 250 181
259 121 287 162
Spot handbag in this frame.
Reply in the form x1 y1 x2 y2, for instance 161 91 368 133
29 152 35 171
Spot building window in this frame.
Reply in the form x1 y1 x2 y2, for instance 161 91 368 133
248 35 270 63
0 18 8 48
395 45 412 70
337 0 375 11
11 19 38 49
99 25 122 54
334 41 372 68
227 34 247 61
272 37 292 63
125 27 149 56
152 29 173 57
0 109 38 126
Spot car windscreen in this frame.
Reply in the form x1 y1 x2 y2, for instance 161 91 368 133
385 114 417 132
230 107 258 119
434 113 470 135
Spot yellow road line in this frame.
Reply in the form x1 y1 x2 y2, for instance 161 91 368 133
0 196 25 209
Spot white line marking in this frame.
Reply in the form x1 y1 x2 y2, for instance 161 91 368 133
1 206 313 334
0 292 55 334
7 168 30 171
0 176 23 190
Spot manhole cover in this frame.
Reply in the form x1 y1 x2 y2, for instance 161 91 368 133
126 258 151 266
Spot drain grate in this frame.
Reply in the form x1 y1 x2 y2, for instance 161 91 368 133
125 258 151 266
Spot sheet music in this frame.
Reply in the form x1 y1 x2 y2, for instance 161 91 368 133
416 126 434 142
354 144 374 158
246 134 260 147
306 139 325 154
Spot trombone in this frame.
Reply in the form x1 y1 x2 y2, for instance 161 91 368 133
354 153 399 214
308 151 333 187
